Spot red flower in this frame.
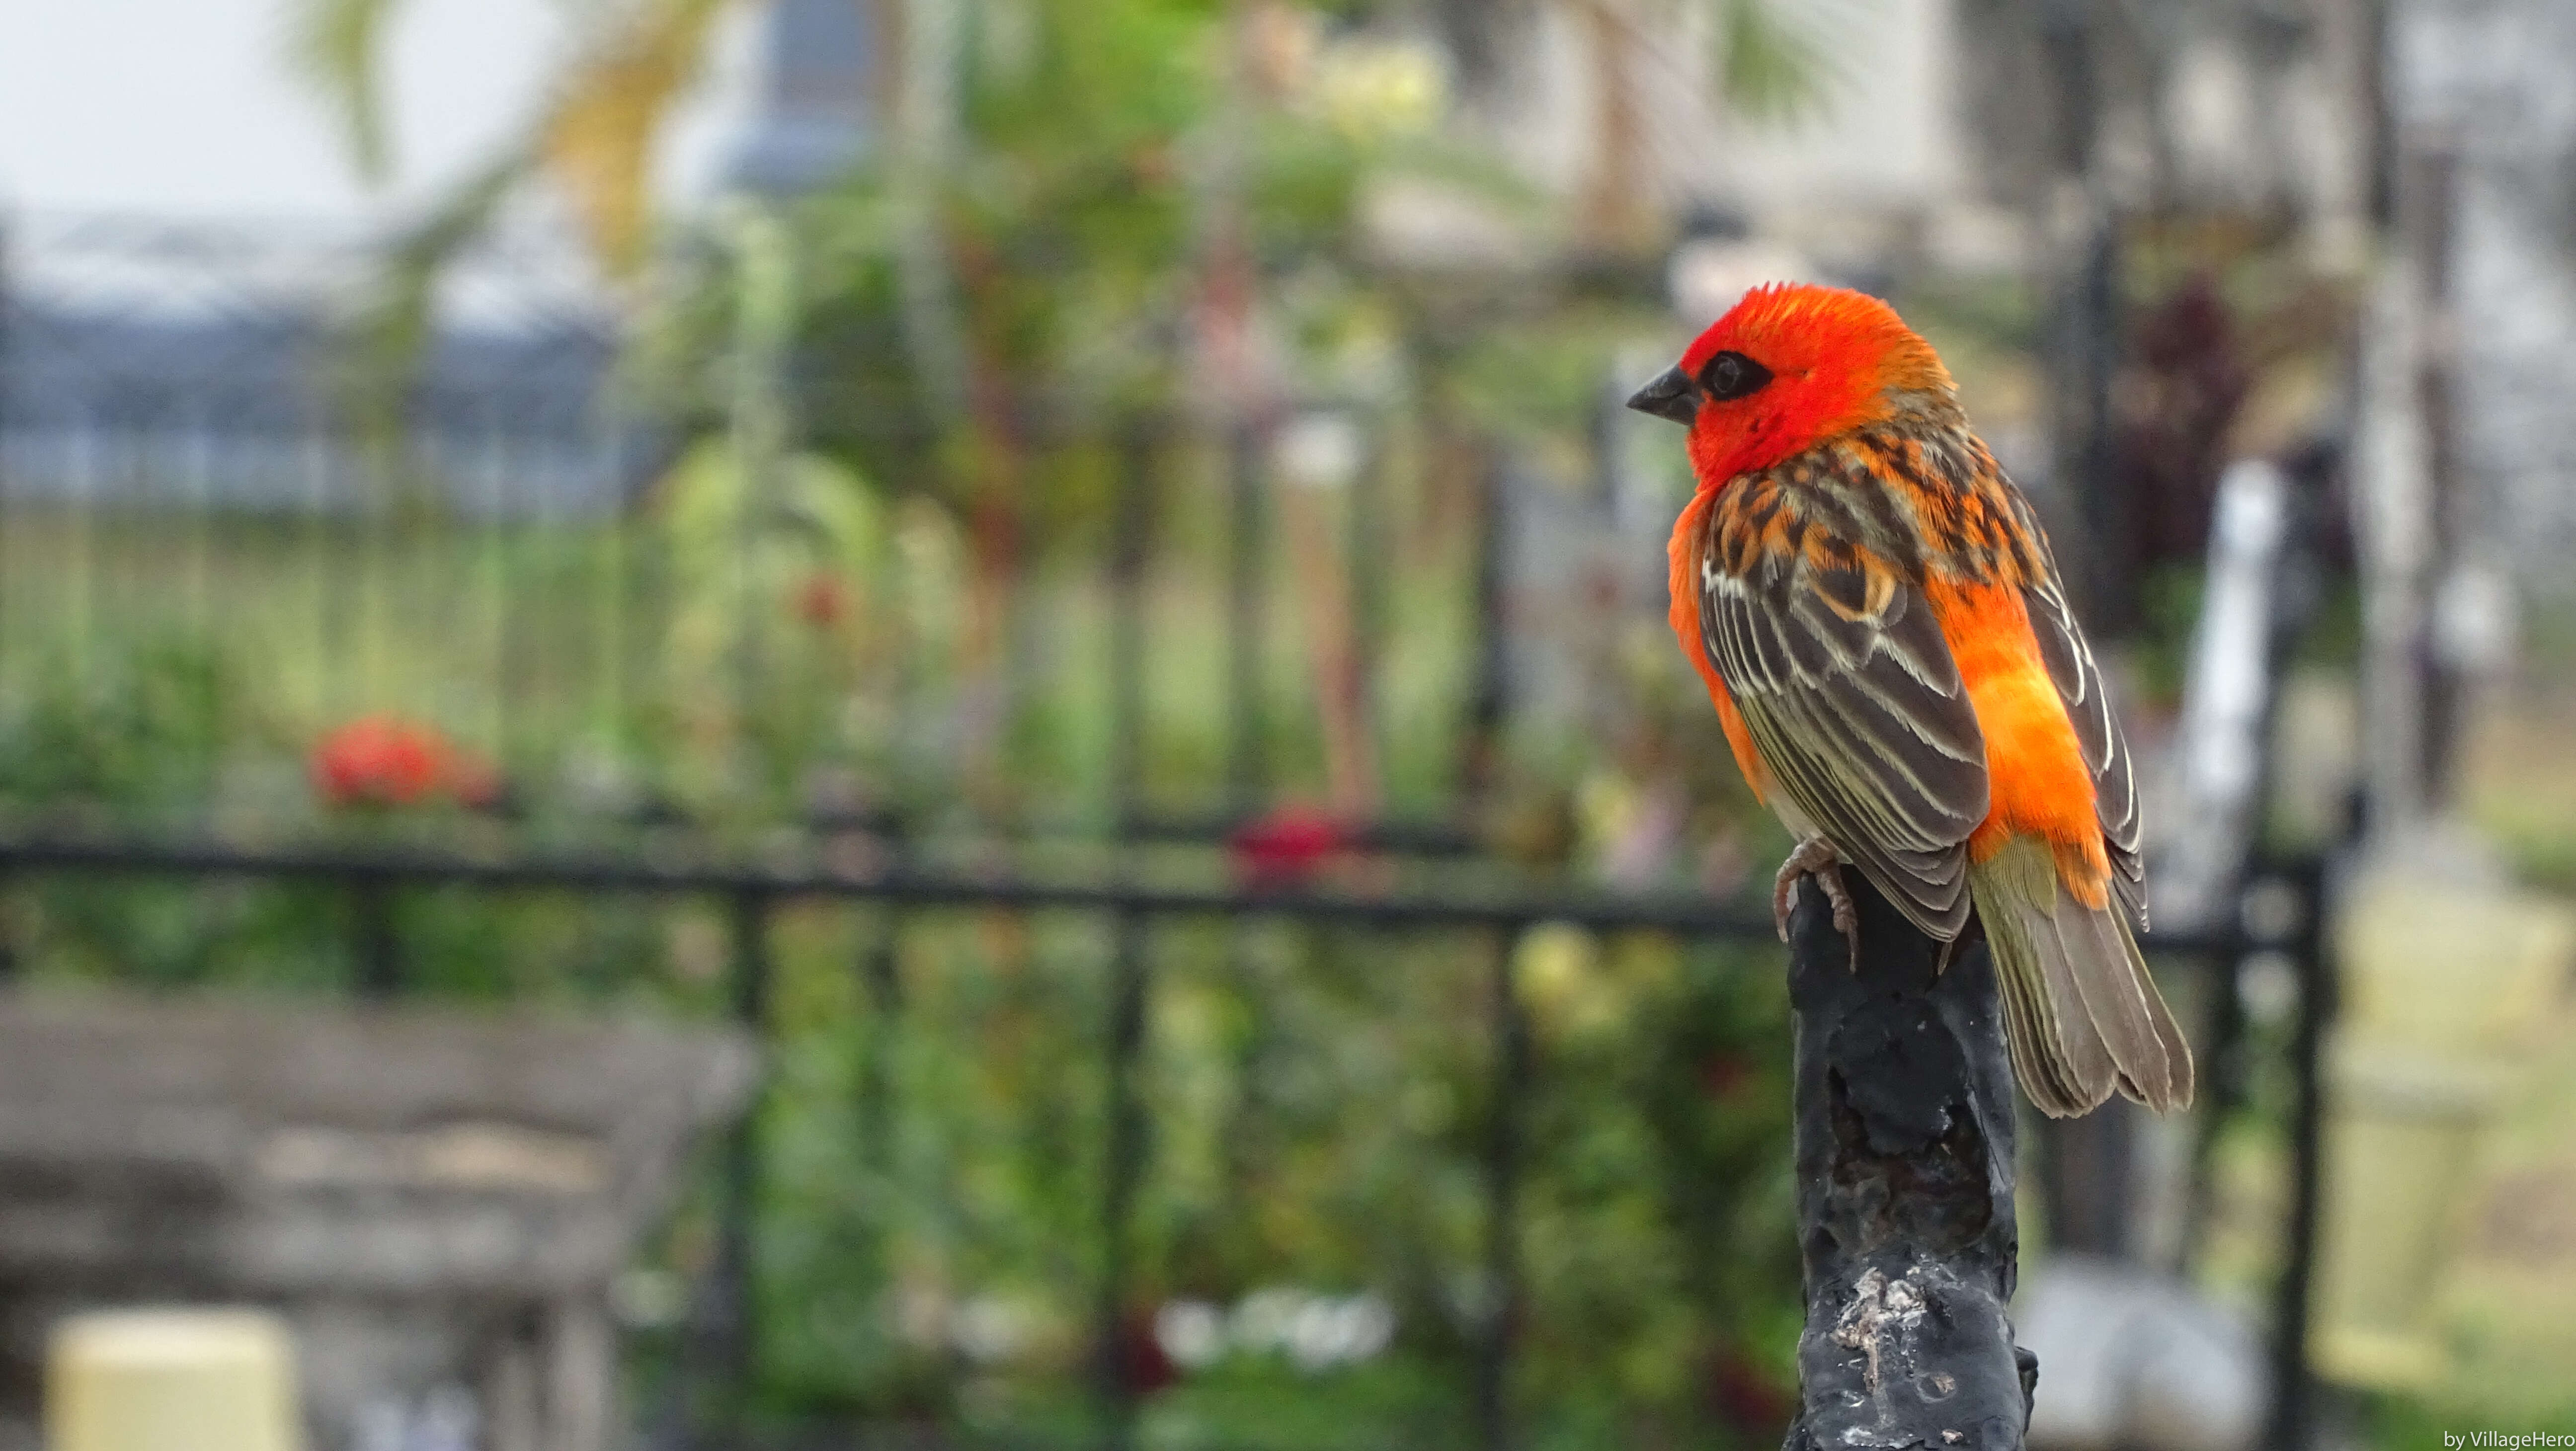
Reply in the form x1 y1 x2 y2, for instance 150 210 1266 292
1228 805 1348 887
793 572 849 629
310 715 475 809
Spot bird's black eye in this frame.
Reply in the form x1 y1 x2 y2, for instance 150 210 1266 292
1698 350 1773 402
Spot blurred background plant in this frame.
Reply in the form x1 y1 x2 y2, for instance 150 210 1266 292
5 0 2576 1446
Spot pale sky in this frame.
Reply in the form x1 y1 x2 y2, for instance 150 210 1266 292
0 0 755 224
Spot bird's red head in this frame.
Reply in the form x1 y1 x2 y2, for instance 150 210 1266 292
1628 282 1955 488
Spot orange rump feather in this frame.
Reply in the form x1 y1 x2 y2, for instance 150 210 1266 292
1925 580 2114 907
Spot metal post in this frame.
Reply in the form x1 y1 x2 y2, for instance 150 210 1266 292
1472 924 1528 1451
1347 417 1387 807
1225 419 1268 815
851 885 904 1428
1461 444 1509 808
183 403 213 631
1109 421 1154 835
2179 930 2251 1274
482 403 515 762
305 415 342 722
1095 907 1150 1450
2264 861 2334 1451
67 404 97 685
1780 872 2032 1450
2402 142 2466 810
0 870 17 987
2072 211 2128 631
593 407 629 749
2034 0 2132 637
351 882 402 1000
855 900 903 1156
717 891 774 1402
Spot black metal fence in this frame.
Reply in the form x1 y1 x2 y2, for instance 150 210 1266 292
0 828 2331 1450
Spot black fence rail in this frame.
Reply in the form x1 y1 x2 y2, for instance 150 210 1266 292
0 828 2334 1450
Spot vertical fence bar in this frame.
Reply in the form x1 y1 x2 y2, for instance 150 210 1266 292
1109 420 1154 834
351 881 401 1000
1347 416 1387 807
1461 443 1508 809
593 417 629 757
357 417 393 710
183 403 213 632
66 405 95 685
481 403 513 760
662 888 776 1451
2179 932 2251 1275
2404 141 2466 806
852 806 909 1281
505 409 544 776
1095 905 1151 1451
2265 861 2335 1451
0 869 17 988
1099 414 1167 1448
717 890 775 1404
620 431 662 802
305 415 339 722
522 402 563 765
856 896 904 1173
1225 419 1268 815
1474 922 1529 1451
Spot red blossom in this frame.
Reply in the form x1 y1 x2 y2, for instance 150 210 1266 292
1228 805 1349 887
310 715 482 809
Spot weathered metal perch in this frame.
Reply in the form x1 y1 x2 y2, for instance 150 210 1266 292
1782 868 2035 1451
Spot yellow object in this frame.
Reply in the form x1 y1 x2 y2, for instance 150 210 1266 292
2334 874 2575 1054
2312 867 2576 1389
48 1308 302 1451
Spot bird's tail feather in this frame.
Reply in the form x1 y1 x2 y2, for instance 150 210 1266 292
1968 836 2194 1118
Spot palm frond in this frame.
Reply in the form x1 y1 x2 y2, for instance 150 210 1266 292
1711 0 1841 125
290 0 409 182
542 0 736 278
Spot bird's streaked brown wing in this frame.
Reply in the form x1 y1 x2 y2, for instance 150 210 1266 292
1696 483 1988 939
2010 494 2147 928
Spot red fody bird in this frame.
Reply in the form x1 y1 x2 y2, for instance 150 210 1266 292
1629 282 2191 1118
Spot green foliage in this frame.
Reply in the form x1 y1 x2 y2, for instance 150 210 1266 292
120 5 1852 1443
647 436 899 813
0 639 232 807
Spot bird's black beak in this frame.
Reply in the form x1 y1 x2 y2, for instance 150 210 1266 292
1625 366 1699 426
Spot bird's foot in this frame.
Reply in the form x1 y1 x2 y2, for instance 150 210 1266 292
1772 837 1859 969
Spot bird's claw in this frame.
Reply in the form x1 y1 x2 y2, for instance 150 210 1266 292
1772 837 1860 970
